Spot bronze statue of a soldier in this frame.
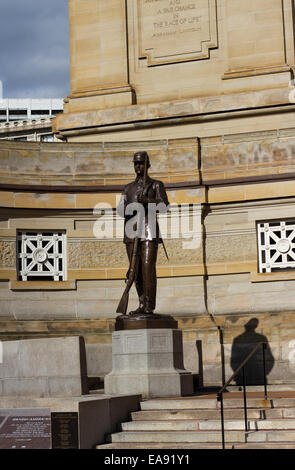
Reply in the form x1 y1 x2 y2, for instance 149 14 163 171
116 151 170 317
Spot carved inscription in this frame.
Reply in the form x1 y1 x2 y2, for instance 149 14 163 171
137 0 217 65
0 411 51 449
149 0 202 38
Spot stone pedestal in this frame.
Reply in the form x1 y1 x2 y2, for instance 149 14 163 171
104 329 193 398
115 313 178 331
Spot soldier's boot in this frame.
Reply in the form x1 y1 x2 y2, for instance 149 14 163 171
142 298 154 315
128 303 145 315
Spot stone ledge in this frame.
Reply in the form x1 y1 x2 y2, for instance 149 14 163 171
10 280 76 291
222 65 291 80
251 272 295 283
0 262 256 284
67 85 134 99
54 87 292 134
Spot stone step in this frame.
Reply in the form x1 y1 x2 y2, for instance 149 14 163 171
110 430 247 443
140 398 267 410
142 398 218 410
248 419 295 430
140 397 295 410
97 390 295 450
228 384 295 392
238 398 295 409
283 408 295 417
131 408 284 420
121 419 295 432
96 442 295 450
201 419 295 431
121 420 200 431
121 419 244 432
110 429 295 444
96 442 227 449
232 443 295 449
247 430 295 442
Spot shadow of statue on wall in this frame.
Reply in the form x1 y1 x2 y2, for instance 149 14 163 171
230 318 275 386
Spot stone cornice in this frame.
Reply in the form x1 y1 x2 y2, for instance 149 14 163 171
53 87 293 136
0 117 53 134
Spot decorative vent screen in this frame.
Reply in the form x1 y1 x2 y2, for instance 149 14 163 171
17 231 66 281
257 221 295 273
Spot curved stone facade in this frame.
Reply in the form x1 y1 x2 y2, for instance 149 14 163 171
1 135 295 384
2 0 295 386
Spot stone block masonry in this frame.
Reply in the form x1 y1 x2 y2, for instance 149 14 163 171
105 329 194 398
0 336 89 398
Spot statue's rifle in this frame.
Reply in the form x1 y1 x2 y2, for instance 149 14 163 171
116 236 139 315
116 156 148 315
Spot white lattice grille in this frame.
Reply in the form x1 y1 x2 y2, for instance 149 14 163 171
257 221 295 273
17 231 67 281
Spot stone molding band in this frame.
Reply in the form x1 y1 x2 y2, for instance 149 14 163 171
1 171 295 193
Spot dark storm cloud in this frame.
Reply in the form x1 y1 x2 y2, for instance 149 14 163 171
0 0 70 98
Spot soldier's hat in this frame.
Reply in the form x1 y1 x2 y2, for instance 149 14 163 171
133 151 151 168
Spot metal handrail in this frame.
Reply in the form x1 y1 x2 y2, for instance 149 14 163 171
217 341 268 449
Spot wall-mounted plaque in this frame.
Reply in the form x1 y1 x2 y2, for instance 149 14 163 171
133 0 218 66
0 409 51 449
51 412 79 449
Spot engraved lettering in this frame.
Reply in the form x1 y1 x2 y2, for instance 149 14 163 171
138 0 218 65
148 0 201 37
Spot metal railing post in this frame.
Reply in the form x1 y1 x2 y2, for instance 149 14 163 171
242 367 248 435
217 342 267 449
218 393 225 450
262 343 268 400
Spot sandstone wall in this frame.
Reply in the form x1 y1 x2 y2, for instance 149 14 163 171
1 128 295 385
54 0 295 142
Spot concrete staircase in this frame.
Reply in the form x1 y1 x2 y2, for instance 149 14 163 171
96 391 295 449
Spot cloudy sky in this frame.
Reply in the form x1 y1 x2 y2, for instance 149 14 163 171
0 0 70 99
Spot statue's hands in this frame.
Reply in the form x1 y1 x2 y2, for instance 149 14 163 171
137 193 149 204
